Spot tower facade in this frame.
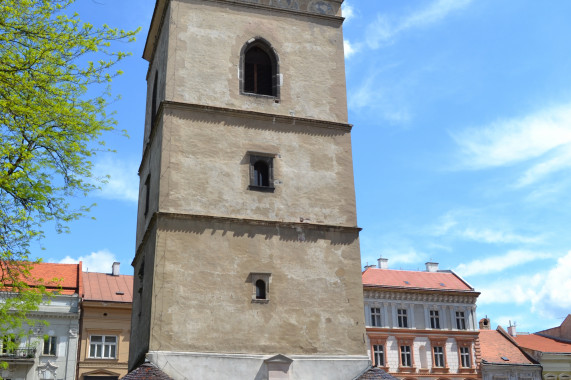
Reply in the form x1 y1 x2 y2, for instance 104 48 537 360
130 0 368 378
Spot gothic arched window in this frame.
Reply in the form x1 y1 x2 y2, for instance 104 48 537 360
241 38 279 98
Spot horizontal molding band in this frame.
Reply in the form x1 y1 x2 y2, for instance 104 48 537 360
134 211 361 263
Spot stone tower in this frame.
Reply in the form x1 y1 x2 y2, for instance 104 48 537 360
129 0 368 378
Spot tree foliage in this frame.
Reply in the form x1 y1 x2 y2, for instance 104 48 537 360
0 0 139 358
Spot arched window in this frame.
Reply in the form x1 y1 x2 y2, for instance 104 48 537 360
241 38 279 97
151 71 158 130
249 154 274 191
255 279 266 299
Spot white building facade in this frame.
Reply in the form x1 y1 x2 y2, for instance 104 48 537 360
363 260 481 380
0 263 80 380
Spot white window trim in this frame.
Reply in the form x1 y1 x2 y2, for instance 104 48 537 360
88 335 118 359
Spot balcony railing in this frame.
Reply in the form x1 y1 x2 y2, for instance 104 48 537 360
0 348 36 359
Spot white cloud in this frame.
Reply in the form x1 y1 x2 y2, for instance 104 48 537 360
458 228 542 244
384 247 427 266
531 251 571 317
92 155 139 203
429 210 543 244
344 40 357 58
341 2 355 22
455 250 553 277
366 0 472 48
516 144 571 187
451 103 571 171
58 249 118 274
477 251 571 320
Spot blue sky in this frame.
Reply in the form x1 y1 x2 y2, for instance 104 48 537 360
33 0 571 333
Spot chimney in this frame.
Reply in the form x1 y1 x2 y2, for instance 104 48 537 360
508 321 517 337
112 262 120 276
425 262 439 272
479 317 491 330
378 257 388 269
364 264 376 270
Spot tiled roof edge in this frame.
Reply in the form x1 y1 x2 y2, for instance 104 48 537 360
497 327 540 364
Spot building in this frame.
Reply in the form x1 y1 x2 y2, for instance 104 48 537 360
479 320 542 380
537 315 571 341
128 0 368 379
362 259 481 380
77 262 133 380
0 262 81 380
512 319 571 380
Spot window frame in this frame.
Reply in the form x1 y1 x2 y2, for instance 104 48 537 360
430 309 440 329
250 272 271 303
433 346 445 367
400 345 412 367
373 344 385 367
248 153 275 192
240 37 280 99
42 336 57 356
397 308 408 328
370 307 381 327
459 346 471 367
88 335 118 360
456 311 467 330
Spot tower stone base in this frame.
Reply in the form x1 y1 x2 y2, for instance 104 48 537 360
147 351 370 380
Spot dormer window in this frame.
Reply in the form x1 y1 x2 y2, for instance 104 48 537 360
240 38 279 98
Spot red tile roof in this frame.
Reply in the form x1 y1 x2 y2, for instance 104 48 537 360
6 262 82 295
479 329 535 364
83 272 133 303
514 334 571 353
362 268 474 292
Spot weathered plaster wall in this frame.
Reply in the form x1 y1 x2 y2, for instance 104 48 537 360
146 215 365 355
154 107 357 232
129 231 157 370
166 0 348 123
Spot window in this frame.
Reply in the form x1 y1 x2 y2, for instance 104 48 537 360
144 174 151 216
151 70 158 130
249 154 274 191
241 38 279 98
370 307 381 327
433 346 444 367
1 335 15 354
373 344 384 367
89 335 117 359
456 311 466 330
43 336 57 356
397 308 408 328
255 279 266 300
400 345 412 367
430 310 440 329
460 346 471 367
250 272 271 303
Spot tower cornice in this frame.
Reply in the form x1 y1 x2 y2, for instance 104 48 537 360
143 0 345 64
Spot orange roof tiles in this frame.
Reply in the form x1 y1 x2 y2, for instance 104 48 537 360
362 268 474 292
479 329 535 364
514 334 571 353
12 262 82 295
82 272 133 303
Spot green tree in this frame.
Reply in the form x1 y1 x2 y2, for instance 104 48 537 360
0 0 139 370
